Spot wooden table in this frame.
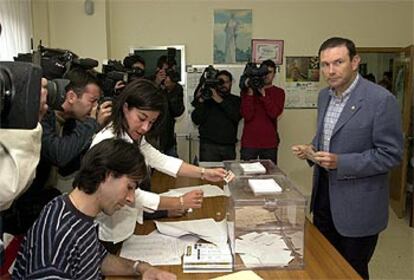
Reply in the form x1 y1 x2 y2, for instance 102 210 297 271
107 172 361 280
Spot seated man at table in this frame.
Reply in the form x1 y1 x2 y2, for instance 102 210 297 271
12 139 176 280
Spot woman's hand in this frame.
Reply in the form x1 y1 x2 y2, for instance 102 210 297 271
182 189 203 209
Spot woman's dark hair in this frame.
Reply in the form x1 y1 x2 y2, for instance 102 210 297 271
318 37 357 60
111 79 167 138
74 139 147 194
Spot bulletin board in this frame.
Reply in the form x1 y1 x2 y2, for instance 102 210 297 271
284 56 321 108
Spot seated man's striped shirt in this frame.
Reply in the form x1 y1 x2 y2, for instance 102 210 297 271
12 195 108 279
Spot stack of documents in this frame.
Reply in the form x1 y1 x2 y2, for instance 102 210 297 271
183 243 233 273
240 162 266 175
248 178 282 195
235 232 294 267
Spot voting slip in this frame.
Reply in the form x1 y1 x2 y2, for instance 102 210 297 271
209 270 264 280
239 162 266 175
183 243 233 273
248 178 282 195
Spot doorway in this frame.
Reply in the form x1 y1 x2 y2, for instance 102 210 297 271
358 46 414 221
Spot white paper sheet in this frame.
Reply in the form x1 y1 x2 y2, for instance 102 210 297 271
160 184 228 197
239 162 266 175
120 231 199 266
235 232 293 267
248 178 282 195
155 218 228 246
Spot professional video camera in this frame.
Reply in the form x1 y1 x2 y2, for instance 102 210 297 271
99 59 145 101
194 65 223 100
239 62 269 95
165 48 180 83
12 43 99 113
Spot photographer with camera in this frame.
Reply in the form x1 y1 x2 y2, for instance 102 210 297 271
191 69 241 161
240 59 285 164
150 54 184 157
2 67 112 236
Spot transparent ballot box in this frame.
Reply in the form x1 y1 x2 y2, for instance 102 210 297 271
225 165 306 270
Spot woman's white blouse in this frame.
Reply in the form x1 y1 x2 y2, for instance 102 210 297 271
90 125 183 242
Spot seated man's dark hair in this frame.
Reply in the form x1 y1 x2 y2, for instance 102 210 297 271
74 138 147 194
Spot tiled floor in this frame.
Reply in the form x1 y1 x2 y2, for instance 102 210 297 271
370 207 414 280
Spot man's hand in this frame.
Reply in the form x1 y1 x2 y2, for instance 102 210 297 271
259 87 266 97
95 100 112 127
114 80 125 91
155 69 167 85
39 78 49 121
291 144 311 160
246 87 254 96
211 88 223 103
142 267 176 280
314 151 338 169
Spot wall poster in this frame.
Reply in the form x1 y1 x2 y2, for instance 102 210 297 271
213 9 252 64
285 56 320 108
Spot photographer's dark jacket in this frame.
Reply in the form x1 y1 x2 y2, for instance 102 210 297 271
158 84 185 152
240 85 285 148
191 93 241 145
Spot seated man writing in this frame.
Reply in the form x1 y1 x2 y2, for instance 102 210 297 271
12 139 176 280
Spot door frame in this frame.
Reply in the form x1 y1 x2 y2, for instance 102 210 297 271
357 46 414 218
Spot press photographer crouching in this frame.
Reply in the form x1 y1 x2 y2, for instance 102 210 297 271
2 67 112 237
191 67 241 161
239 59 285 165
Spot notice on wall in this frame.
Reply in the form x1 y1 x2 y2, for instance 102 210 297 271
285 56 321 108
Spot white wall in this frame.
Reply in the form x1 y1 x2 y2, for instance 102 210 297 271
32 0 414 197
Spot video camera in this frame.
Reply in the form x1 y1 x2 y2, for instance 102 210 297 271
195 65 223 100
1 43 100 129
99 59 145 101
164 48 180 83
0 62 42 129
239 62 269 95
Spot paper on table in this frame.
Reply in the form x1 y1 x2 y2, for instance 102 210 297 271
235 232 293 267
161 184 228 197
155 218 228 246
120 230 199 266
239 162 266 175
209 270 264 280
248 178 282 195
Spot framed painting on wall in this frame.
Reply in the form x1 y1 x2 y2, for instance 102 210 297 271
251 39 284 65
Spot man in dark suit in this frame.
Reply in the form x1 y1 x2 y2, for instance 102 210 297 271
292 37 403 279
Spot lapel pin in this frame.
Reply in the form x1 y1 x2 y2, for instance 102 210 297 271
351 105 356 111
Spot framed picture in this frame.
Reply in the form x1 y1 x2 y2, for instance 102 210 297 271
251 39 284 65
